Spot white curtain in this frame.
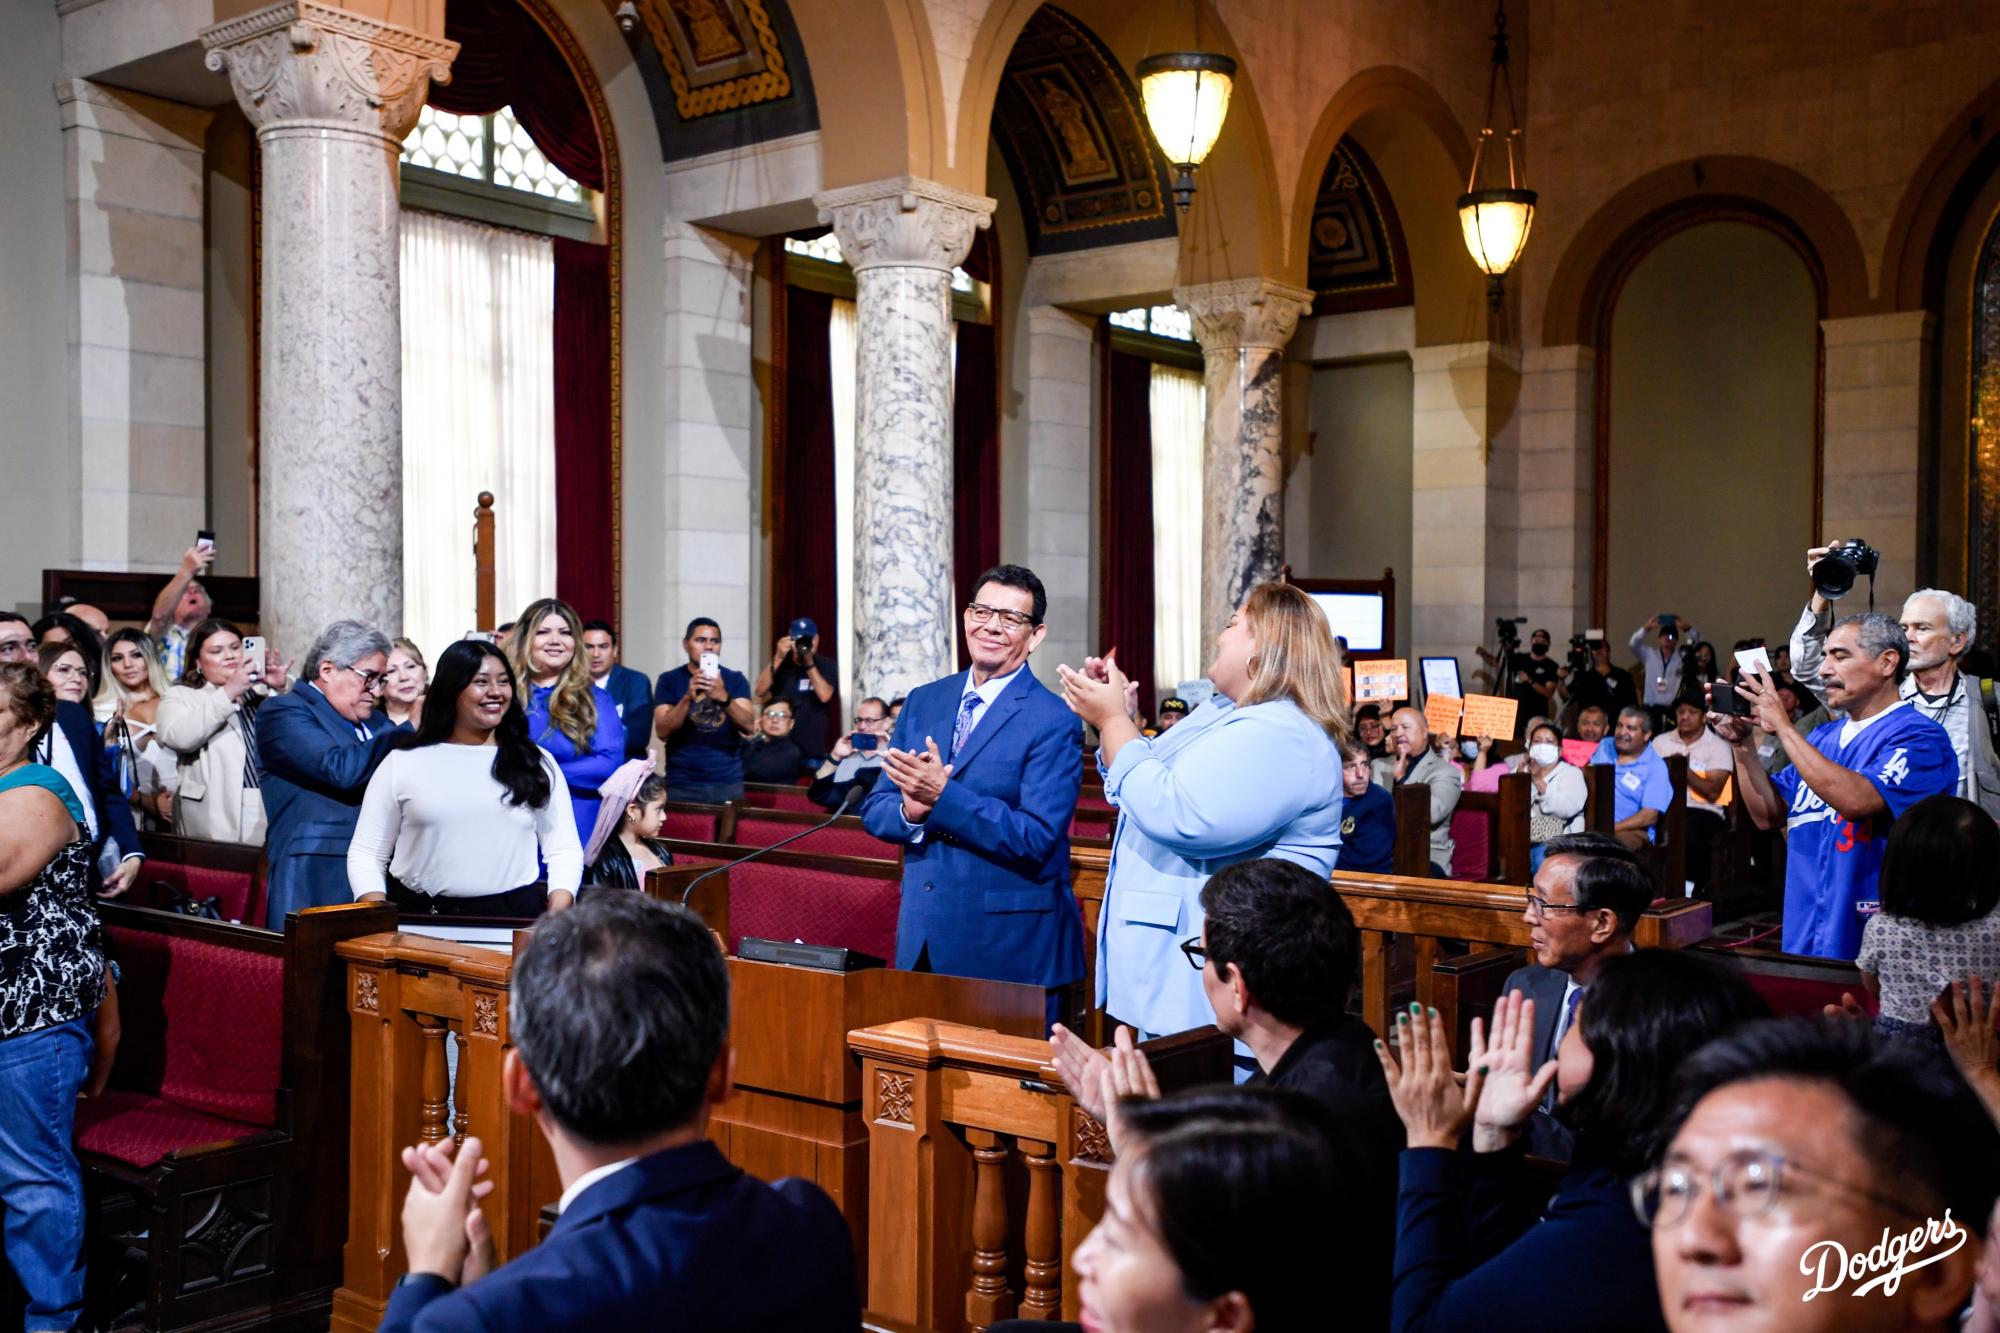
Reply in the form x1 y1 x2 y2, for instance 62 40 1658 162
828 298 858 723
1150 364 1207 693
398 209 558 664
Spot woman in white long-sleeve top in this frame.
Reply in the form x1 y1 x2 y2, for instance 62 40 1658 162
1056 581 1349 1038
348 639 581 918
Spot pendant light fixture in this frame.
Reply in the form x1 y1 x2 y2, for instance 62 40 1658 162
1136 4 1236 212
1457 0 1536 309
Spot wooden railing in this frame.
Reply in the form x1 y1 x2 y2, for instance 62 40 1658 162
849 1022 1230 1331
473 491 496 631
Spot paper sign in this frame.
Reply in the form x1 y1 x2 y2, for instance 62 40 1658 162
1734 646 1772 678
1354 659 1409 704
1561 738 1598 767
1458 693 1518 740
1424 693 1464 739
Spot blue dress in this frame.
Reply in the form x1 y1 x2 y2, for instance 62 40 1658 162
525 683 626 848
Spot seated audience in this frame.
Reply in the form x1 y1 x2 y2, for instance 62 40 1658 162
807 695 892 810
581 620 656 763
1355 701 1391 760
257 620 407 926
510 599 624 849
1574 703 1611 744
1338 738 1396 873
1373 704 1462 876
583 759 674 890
37 641 91 708
33 614 103 697
379 893 857 1332
1651 696 1732 890
1500 832 1653 1161
1471 717 1587 870
740 700 809 784
349 640 581 917
381 637 428 727
1856 793 2000 1044
146 542 214 680
95 628 177 827
1154 694 1190 732
653 617 756 804
1590 706 1672 850
0 662 111 1333
754 616 837 765
155 618 270 845
1378 948 1767 1333
1644 1018 2000 1333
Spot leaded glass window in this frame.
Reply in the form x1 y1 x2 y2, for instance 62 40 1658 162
783 233 976 293
1108 304 1195 343
400 106 583 205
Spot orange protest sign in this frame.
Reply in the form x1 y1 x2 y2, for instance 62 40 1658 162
1424 693 1464 739
1353 659 1408 705
1459 693 1518 740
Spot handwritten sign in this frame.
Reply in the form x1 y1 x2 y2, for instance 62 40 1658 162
1354 659 1409 705
1458 693 1518 740
1561 738 1598 768
1424 693 1464 739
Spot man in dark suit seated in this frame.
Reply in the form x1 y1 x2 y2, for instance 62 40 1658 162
1501 831 1650 1162
380 893 858 1333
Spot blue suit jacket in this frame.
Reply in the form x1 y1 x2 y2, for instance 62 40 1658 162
378 1141 858 1333
255 685 403 927
54 701 143 872
603 663 656 763
860 668 1084 988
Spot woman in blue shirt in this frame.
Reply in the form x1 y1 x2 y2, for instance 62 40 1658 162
508 598 624 848
1056 581 1347 1038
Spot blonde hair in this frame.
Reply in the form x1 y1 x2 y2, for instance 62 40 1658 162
94 628 169 720
1236 582 1353 748
508 598 598 751
390 637 427 671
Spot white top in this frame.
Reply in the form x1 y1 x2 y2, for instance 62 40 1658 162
557 1156 641 1214
1839 697 1907 747
1858 909 2000 1025
347 743 583 899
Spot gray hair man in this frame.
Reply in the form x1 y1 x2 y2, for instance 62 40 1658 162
254 619 408 926
1790 543 1999 820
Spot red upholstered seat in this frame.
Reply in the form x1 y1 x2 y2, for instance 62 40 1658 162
74 1089 268 1170
1076 794 1114 814
662 809 719 842
741 788 821 812
103 924 284 1128
1745 970 1875 1019
1450 809 1491 880
727 862 900 960
731 817 893 861
134 861 261 926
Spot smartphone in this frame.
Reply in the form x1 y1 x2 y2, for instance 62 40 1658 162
699 651 721 680
196 529 215 557
465 630 500 644
242 635 266 680
852 733 879 752
1659 613 1678 630
1709 680 1747 716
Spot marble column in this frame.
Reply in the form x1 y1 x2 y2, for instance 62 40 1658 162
200 3 455 657
816 176 994 702
1174 278 1314 646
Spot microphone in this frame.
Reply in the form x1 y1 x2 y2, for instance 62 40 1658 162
681 783 867 906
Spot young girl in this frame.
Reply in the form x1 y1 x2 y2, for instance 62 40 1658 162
1857 793 2000 1044
584 759 675 891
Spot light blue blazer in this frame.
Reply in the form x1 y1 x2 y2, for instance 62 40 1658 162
1095 694 1343 1036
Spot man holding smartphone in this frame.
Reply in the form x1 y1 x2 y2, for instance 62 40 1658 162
807 696 892 810
147 538 216 681
652 618 756 803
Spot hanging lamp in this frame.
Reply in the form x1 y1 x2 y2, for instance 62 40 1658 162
1136 4 1236 212
1457 0 1537 309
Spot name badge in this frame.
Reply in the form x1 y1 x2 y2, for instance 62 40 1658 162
797 679 811 692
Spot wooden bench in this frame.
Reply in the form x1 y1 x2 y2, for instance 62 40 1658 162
80 900 394 1331
133 831 268 928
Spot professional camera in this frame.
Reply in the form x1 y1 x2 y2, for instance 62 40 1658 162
1812 538 1880 600
1566 634 1591 674
791 639 816 667
1495 616 1526 651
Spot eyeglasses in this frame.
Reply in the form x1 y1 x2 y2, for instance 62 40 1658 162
344 665 388 693
1632 1149 1928 1229
965 604 1036 632
1525 892 1591 919
1178 936 1209 971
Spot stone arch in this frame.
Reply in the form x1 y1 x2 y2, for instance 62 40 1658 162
1880 75 2000 313
1542 156 1870 349
789 0 944 187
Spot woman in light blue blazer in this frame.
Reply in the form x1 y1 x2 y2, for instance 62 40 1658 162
1056 581 1349 1038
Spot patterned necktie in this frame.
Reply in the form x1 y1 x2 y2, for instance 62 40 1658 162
950 693 982 759
238 709 263 789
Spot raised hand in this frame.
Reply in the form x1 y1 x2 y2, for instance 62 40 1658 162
1100 1025 1160 1154
1048 1023 1111 1125
1373 1002 1485 1151
1471 990 1557 1152
1933 974 2000 1118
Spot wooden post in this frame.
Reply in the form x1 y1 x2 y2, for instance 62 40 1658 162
474 491 496 630
417 1019 450 1143
1583 763 1617 833
1021 1138 1061 1320
964 1130 1015 1330
1393 782 1431 877
1493 771 1532 887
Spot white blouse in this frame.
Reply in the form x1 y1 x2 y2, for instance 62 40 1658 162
347 743 583 899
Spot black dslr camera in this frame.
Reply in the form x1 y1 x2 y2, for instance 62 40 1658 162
1566 634 1591 673
1812 539 1880 600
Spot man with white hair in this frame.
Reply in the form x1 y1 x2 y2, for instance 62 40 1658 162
1790 542 2000 820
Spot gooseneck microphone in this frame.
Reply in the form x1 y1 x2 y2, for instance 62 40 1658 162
679 783 868 906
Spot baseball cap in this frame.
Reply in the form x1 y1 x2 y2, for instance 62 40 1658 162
1158 696 1190 718
789 617 819 641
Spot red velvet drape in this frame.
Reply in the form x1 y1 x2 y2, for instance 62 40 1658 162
552 239 613 623
953 319 1002 621
1101 348 1158 722
429 0 604 190
773 286 840 743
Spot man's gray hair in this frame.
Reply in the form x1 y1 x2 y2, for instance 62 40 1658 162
301 620 392 681
1617 705 1652 732
1904 588 1977 651
1836 612 1909 682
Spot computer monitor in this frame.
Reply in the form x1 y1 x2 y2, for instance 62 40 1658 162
1309 592 1386 653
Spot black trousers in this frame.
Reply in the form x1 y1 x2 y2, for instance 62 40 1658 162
386 878 547 918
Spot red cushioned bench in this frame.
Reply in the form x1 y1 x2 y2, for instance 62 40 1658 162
133 831 268 927
739 780 822 812
662 839 901 959
660 800 730 844
1697 942 1874 1018
729 809 895 861
78 900 395 1331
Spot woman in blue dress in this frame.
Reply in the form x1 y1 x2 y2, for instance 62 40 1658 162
508 598 625 848
1056 581 1348 1039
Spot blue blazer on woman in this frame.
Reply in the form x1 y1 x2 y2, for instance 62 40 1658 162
860 667 1085 988
1095 695 1342 1037
525 683 626 849
256 684 404 927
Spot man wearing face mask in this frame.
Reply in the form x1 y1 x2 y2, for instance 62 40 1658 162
1372 705 1461 876
1508 629 1561 737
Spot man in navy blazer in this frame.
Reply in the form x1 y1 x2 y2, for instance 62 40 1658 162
861 565 1084 1012
256 621 405 927
380 893 857 1333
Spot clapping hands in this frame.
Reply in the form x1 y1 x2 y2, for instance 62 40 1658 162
1470 990 1558 1153
1050 1023 1158 1156
1373 1002 1486 1151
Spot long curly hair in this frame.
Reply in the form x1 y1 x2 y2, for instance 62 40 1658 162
508 598 598 752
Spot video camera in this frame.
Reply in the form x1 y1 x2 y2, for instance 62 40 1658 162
1566 633 1591 674
1495 615 1526 652
1812 538 1880 601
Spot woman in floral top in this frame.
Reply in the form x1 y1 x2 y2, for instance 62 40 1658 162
1856 793 2000 1045
0 661 107 1331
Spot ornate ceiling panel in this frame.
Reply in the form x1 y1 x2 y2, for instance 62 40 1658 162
1308 137 1414 315
613 0 819 162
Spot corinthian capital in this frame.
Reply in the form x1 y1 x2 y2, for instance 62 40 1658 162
200 1 457 142
1173 278 1315 353
814 176 996 275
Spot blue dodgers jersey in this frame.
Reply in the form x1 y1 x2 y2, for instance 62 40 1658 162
1772 704 1958 959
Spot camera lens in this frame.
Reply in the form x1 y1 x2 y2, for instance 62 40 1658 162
1812 552 1858 599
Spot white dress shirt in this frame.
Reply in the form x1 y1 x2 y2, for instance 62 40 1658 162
557 1156 640 1213
902 665 1026 842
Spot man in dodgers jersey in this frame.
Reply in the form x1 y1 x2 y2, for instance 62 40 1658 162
1715 612 1956 959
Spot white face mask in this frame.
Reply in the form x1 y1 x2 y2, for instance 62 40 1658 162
1459 740 1480 761
1529 742 1560 767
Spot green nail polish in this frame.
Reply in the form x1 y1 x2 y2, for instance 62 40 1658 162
1428 1007 1438 1019
1477 1065 1488 1076
1373 1039 1385 1051
1396 1012 1407 1024
1409 1001 1422 1015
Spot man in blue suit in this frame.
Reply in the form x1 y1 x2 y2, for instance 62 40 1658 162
380 893 857 1333
861 564 1084 1020
256 620 406 927
582 619 656 762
